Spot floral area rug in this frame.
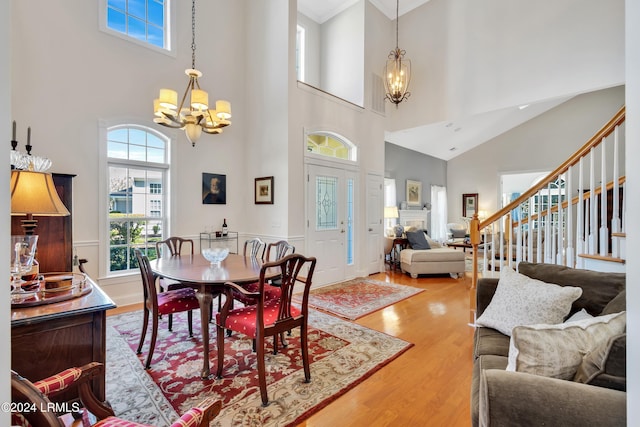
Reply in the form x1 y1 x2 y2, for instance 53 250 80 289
106 308 412 427
294 278 424 320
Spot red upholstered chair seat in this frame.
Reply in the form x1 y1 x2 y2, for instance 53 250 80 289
157 287 200 315
216 301 300 338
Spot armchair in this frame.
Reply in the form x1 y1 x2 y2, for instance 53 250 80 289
11 362 222 427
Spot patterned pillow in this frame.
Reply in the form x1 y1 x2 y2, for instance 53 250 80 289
475 267 582 336
506 311 626 380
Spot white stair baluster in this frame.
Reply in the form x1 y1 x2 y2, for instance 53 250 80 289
589 147 597 255
612 126 621 258
566 166 574 267
599 137 609 256
576 158 584 268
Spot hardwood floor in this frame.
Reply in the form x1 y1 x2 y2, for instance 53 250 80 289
108 268 475 427
298 269 475 427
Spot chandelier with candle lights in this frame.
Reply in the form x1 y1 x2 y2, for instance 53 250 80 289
384 0 411 106
153 0 231 146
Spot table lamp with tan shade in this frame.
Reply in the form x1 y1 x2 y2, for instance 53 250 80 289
10 168 70 284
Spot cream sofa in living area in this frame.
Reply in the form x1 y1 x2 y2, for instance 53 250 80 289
400 230 466 278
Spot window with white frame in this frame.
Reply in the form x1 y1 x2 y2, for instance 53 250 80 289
107 125 169 273
296 24 305 81
100 0 174 53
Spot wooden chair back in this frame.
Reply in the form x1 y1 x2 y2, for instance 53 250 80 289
265 240 295 262
243 237 266 259
156 236 194 257
135 249 159 311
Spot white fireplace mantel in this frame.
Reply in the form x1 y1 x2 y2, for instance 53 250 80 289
399 209 429 230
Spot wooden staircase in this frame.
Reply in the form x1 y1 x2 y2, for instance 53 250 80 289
467 106 626 320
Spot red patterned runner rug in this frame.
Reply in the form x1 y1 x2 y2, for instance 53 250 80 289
106 309 412 426
294 278 424 320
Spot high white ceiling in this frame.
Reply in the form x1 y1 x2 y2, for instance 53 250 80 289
297 0 574 161
384 97 573 161
298 0 429 23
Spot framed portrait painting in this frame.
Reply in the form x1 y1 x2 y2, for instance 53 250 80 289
202 173 226 204
255 176 274 204
462 193 478 217
406 180 422 206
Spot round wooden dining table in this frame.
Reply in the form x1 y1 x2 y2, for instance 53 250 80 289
150 253 279 378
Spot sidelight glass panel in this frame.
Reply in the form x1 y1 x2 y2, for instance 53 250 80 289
316 176 337 230
346 178 354 265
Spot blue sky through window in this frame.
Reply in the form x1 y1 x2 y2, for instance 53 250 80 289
107 0 165 48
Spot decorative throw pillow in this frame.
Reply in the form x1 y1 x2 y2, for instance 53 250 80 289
475 267 582 336
423 232 442 248
574 332 626 385
506 311 626 380
406 230 430 250
565 308 593 323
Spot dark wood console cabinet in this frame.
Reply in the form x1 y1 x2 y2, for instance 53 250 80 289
11 277 116 403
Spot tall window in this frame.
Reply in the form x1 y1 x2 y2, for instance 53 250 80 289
107 125 169 273
296 25 305 81
101 0 171 51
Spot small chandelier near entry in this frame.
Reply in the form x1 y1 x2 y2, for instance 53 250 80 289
384 0 411 106
153 0 231 146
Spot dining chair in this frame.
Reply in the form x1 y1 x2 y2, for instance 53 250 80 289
154 236 212 323
215 253 317 406
243 237 266 259
11 362 222 427
134 249 201 369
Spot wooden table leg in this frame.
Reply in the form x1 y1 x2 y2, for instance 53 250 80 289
195 286 213 378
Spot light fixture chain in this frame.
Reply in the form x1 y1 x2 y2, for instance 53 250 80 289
191 0 196 70
395 0 399 48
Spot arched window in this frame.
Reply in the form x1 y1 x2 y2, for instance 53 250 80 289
106 125 170 274
306 132 357 162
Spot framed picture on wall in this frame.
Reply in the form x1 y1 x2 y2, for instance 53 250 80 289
255 176 274 204
406 180 422 206
463 193 478 217
202 173 226 204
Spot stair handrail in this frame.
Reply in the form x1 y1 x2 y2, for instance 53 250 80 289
474 106 625 233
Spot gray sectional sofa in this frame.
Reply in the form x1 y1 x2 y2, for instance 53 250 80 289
471 262 626 427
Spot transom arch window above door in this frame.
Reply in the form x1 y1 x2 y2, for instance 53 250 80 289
305 131 357 162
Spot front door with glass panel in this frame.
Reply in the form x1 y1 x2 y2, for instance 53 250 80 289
307 164 356 286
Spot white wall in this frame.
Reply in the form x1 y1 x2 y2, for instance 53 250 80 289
446 85 625 222
297 12 321 86
387 0 625 131
625 0 639 423
244 1 290 240
1 0 11 423
321 0 365 106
